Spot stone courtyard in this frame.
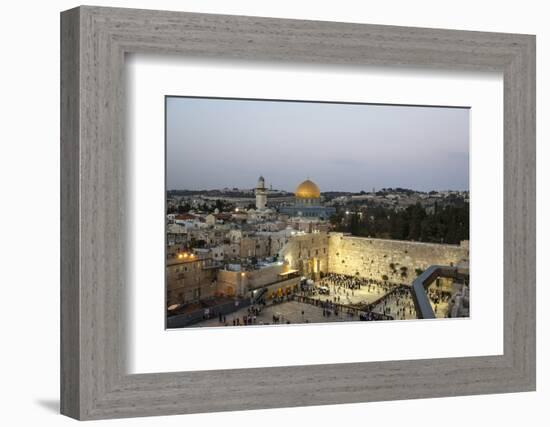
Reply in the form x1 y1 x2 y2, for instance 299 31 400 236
190 275 453 328
193 300 360 327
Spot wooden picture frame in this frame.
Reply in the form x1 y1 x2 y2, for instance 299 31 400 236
60 5 536 420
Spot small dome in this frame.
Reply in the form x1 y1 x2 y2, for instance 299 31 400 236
295 179 321 199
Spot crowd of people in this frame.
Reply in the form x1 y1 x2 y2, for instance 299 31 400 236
320 272 366 290
297 272 407 320
369 285 453 319
208 273 456 326
316 273 457 320
370 287 417 320
427 287 451 305
319 273 400 296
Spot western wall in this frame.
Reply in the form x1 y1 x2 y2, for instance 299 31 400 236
327 232 469 285
280 232 469 285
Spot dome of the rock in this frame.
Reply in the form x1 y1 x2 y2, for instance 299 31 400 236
295 179 321 199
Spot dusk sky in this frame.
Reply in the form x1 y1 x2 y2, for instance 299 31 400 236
166 97 469 193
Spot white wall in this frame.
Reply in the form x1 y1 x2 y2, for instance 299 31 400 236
0 0 547 426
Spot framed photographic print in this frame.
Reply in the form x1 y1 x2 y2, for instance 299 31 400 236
61 6 536 420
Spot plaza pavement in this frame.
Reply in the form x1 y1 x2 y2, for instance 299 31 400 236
188 279 451 328
191 300 359 328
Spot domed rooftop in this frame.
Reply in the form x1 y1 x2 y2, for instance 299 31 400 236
295 179 321 199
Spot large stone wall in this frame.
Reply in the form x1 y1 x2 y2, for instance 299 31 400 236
327 232 469 285
279 232 330 275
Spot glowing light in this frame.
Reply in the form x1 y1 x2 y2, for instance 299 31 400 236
241 272 246 277
177 254 183 259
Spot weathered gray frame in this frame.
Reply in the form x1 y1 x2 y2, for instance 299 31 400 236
61 5 536 420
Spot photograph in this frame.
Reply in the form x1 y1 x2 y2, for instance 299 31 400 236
165 96 471 328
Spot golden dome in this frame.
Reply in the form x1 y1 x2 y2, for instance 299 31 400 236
295 179 321 199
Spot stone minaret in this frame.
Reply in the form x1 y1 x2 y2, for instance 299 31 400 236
255 176 267 210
